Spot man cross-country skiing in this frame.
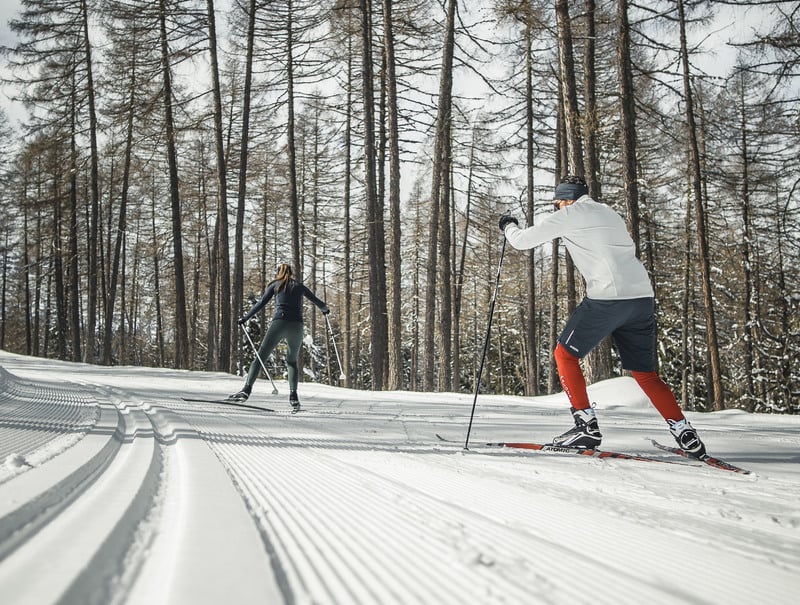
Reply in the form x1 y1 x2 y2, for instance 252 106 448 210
499 175 706 459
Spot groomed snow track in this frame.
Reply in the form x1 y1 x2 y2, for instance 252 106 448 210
1 351 799 605
0 363 280 605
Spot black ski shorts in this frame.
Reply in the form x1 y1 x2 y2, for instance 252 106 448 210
558 297 657 372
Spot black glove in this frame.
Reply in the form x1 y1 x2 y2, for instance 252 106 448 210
499 215 519 232
321 306 330 315
237 316 247 326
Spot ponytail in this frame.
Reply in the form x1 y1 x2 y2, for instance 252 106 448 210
270 263 293 292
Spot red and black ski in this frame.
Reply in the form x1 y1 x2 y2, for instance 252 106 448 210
435 434 681 466
437 434 751 474
482 441 682 465
650 439 751 475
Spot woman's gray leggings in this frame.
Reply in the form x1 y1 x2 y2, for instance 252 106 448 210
245 319 304 392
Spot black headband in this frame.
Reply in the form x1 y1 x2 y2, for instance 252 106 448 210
554 182 588 200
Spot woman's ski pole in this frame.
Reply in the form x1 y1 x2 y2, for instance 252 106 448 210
324 313 346 381
464 237 507 450
240 322 279 395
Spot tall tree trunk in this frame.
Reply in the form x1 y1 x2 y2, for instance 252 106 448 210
454 139 476 394
773 188 792 410
118 226 126 364
207 0 232 372
582 0 600 199
383 0 403 391
69 91 82 363
616 0 641 254
412 186 423 391
22 200 32 354
206 181 219 372
680 176 692 409
52 152 68 360
286 0 302 276
102 48 136 365
190 223 201 364
736 77 755 405
34 199 43 357
359 0 388 390
423 0 457 392
555 0 584 177
677 0 724 411
1 229 8 350
32 173 43 355
158 0 189 368
343 29 354 387
80 0 100 364
523 6 538 396
437 127 453 392
151 193 166 366
310 108 320 341
233 0 257 376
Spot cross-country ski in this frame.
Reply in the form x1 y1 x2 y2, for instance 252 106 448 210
437 434 682 465
181 397 276 413
436 433 752 473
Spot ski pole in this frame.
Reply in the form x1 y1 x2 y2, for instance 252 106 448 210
464 237 507 450
240 322 279 395
324 313 346 381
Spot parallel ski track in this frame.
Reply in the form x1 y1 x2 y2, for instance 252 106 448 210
0 368 99 477
200 402 800 605
0 368 164 604
205 422 720 605
208 437 538 603
433 434 800 571
316 446 774 602
1 368 279 605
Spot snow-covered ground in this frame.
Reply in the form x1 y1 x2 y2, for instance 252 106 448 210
0 349 798 605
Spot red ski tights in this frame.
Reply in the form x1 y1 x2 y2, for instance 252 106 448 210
630 370 685 422
554 343 685 422
554 343 590 410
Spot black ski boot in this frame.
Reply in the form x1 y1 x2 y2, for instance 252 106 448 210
668 419 706 459
289 390 300 412
552 407 602 449
227 384 251 403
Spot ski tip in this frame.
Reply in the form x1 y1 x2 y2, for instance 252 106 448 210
652 438 752 475
702 455 752 475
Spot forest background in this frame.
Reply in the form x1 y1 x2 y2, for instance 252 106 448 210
0 0 797 414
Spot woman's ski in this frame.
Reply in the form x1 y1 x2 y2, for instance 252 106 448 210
181 397 275 413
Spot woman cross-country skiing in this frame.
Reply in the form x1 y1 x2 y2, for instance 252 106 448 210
499 175 707 459
230 263 329 410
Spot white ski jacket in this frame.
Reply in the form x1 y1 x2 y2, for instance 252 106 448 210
504 195 654 300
